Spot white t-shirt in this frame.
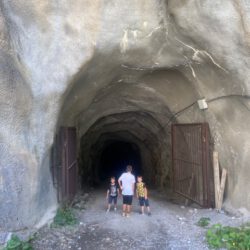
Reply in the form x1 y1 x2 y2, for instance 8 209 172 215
118 172 136 195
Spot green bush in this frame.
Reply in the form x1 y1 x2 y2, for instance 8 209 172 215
3 235 33 250
52 206 77 227
197 217 211 227
206 223 250 249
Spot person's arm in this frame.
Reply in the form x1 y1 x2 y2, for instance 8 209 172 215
106 189 109 199
144 186 148 199
132 176 136 196
118 176 123 190
136 185 139 198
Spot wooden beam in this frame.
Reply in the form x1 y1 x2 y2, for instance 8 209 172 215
217 168 227 210
213 151 220 209
185 173 194 206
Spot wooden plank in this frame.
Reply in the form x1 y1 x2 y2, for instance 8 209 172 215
213 151 220 209
185 173 194 206
217 168 227 210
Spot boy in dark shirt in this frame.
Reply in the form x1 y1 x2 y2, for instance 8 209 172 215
106 176 119 212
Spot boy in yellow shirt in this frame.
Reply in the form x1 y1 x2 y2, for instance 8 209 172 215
136 176 151 216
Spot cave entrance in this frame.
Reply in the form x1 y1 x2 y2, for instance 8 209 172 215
94 140 142 183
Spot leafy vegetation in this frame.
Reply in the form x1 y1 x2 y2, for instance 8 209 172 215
52 206 77 227
3 235 33 250
206 223 250 249
197 217 211 227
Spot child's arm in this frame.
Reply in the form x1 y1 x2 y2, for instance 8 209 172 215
144 187 148 199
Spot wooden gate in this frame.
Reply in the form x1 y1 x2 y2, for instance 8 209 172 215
171 123 214 208
52 127 78 203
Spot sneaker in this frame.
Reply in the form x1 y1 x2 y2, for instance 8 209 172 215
106 209 110 213
122 212 126 217
114 207 117 212
126 213 130 218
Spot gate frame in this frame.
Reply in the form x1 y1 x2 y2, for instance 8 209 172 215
52 127 78 203
171 122 214 208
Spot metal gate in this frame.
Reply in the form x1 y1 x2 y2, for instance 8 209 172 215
172 123 214 208
52 127 78 203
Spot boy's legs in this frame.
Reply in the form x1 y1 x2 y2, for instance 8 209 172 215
114 196 117 211
140 206 144 214
107 196 112 212
145 199 151 215
139 197 145 214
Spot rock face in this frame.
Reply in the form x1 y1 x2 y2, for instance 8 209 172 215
0 0 250 230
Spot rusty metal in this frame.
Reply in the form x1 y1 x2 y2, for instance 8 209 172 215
52 127 78 203
172 123 214 208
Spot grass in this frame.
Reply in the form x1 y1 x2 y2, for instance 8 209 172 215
197 217 211 227
51 206 77 227
206 223 250 249
3 235 33 250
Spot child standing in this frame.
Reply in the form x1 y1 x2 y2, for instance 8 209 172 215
106 176 119 212
136 176 151 216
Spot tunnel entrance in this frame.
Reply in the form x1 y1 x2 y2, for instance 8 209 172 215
98 140 142 181
78 111 168 190
52 121 215 208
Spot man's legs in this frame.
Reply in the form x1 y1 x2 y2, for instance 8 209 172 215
126 196 133 217
122 204 126 216
122 195 127 216
127 205 131 215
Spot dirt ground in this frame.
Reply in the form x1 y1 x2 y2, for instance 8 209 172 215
32 188 249 250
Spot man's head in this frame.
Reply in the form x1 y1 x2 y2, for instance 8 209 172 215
126 165 132 172
137 176 142 183
110 176 115 183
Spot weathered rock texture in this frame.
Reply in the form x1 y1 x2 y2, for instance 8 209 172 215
0 0 250 230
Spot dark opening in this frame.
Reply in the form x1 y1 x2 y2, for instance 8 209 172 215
98 140 142 181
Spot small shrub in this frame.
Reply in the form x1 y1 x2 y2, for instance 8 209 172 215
4 235 33 250
206 223 250 249
197 217 211 227
52 206 77 227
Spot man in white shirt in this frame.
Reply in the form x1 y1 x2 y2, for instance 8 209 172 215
118 165 136 217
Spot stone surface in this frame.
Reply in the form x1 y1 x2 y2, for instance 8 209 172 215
31 189 250 250
0 0 250 230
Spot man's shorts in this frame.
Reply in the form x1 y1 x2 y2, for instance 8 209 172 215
108 195 117 204
139 197 150 207
123 195 133 205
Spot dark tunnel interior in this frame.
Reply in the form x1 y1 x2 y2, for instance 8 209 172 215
78 112 170 189
98 140 142 182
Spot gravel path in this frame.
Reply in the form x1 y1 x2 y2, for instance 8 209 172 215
32 189 249 250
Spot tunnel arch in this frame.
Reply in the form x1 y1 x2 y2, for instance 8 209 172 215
55 68 207 196
79 110 169 189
